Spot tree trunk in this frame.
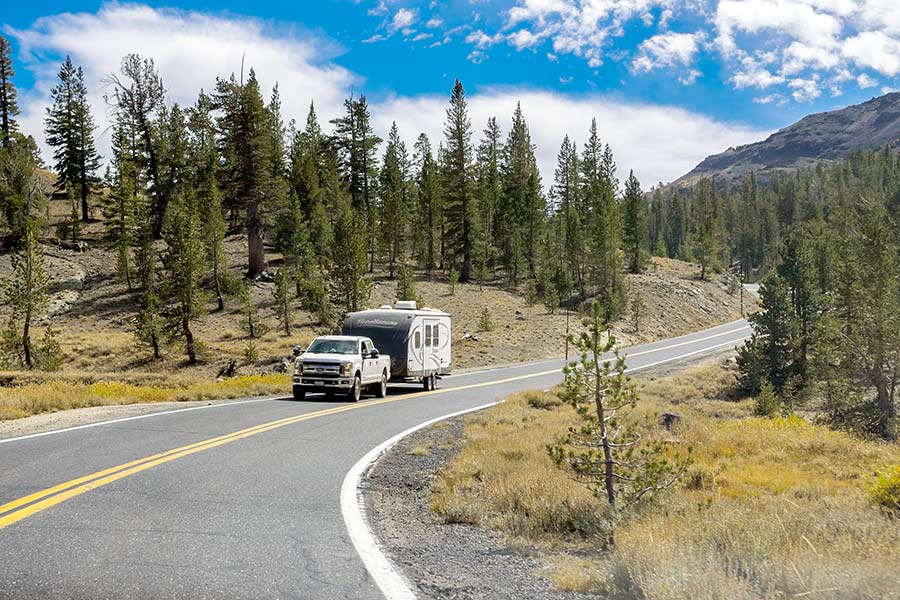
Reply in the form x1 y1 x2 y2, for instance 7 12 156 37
23 312 33 369
184 313 196 365
592 328 616 509
213 259 224 311
247 201 265 278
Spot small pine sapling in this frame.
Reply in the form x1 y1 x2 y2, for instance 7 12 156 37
448 267 459 296
548 301 691 511
478 307 494 332
274 268 293 336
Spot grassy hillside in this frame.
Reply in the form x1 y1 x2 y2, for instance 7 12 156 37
432 360 900 599
0 232 741 421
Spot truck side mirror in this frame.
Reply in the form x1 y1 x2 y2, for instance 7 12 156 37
370 349 379 359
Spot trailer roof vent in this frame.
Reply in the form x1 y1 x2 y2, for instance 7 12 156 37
394 300 417 310
379 305 393 310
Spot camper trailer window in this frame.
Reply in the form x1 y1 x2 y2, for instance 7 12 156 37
434 325 440 346
425 325 432 347
415 331 421 349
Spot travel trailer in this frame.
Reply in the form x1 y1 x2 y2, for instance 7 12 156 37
342 301 451 391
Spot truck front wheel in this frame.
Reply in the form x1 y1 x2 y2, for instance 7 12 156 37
293 388 306 401
347 375 361 402
375 372 387 398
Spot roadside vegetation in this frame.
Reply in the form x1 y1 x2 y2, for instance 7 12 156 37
0 34 743 422
433 359 900 599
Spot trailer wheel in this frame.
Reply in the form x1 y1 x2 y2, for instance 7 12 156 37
423 374 435 391
376 371 387 398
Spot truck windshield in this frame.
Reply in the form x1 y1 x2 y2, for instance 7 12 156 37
306 339 358 355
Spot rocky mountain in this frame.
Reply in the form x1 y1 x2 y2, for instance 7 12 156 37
674 92 900 187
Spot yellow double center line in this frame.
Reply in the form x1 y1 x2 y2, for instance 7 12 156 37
0 368 561 530
0 323 750 530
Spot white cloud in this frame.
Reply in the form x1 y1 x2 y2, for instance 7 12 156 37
9 3 772 187
788 77 821 101
632 31 705 74
841 31 900 76
10 3 355 166
373 89 770 186
389 8 418 34
466 29 504 49
411 32 433 42
856 73 877 88
425 17 443 28
507 29 546 49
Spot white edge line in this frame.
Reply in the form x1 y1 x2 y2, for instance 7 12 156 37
341 331 749 600
341 401 502 600
0 396 279 445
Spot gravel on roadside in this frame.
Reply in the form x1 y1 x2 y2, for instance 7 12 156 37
362 416 590 600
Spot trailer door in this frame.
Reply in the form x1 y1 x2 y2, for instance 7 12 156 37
423 318 441 374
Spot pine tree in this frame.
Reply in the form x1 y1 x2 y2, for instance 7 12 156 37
414 133 440 273
160 197 207 364
0 34 18 148
45 57 101 221
188 91 228 310
552 135 583 296
622 170 649 273
106 54 166 238
692 178 722 281
330 209 371 315
2 220 49 368
273 267 293 336
331 95 381 271
443 80 475 282
135 225 163 359
380 122 409 278
499 104 544 283
214 69 273 278
549 301 690 510
474 117 503 278
395 264 418 303
582 119 625 323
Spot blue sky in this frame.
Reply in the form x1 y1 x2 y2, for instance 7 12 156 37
3 1 899 184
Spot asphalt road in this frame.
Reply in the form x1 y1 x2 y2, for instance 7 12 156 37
0 319 750 599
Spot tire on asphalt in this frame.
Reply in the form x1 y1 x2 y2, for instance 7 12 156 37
348 375 361 402
293 388 305 401
376 372 387 398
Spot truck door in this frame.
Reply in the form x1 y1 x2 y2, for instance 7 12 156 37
360 339 375 382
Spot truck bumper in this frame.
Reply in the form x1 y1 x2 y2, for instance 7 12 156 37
292 376 354 391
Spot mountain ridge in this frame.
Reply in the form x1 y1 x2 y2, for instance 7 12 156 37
673 92 900 187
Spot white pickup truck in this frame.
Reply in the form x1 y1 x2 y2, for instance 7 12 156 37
291 335 391 402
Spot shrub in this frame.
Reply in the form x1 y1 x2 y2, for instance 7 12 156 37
523 390 561 410
448 267 459 296
477 307 494 332
754 380 778 417
243 339 259 364
870 465 900 513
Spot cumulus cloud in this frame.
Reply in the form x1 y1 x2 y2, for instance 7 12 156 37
11 3 770 186
632 31 705 74
444 0 900 103
10 3 355 164
373 89 770 186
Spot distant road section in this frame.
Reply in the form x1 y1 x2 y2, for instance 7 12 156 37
0 319 750 599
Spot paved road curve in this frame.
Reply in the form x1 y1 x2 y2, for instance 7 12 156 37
0 319 750 599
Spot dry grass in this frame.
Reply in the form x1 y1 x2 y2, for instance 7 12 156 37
0 372 289 421
434 360 900 599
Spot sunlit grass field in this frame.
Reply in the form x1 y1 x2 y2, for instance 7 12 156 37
432 361 900 599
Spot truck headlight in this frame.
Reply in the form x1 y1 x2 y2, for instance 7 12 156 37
341 362 352 377
294 361 303 375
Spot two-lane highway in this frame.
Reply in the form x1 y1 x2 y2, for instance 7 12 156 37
0 319 750 599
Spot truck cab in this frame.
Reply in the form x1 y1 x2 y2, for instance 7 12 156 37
292 336 391 402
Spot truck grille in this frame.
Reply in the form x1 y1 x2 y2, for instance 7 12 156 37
301 362 341 378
